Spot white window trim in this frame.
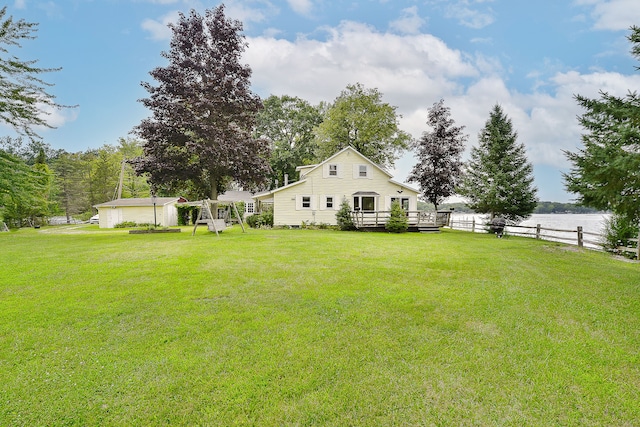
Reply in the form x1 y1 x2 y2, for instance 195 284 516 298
324 163 342 178
390 197 410 211
322 195 337 211
353 164 372 179
296 195 316 210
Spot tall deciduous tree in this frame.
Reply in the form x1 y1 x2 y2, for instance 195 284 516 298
458 104 537 222
50 151 90 222
0 6 66 139
117 138 149 198
314 83 411 168
88 146 120 204
133 5 270 200
408 99 467 211
256 95 322 188
564 26 640 224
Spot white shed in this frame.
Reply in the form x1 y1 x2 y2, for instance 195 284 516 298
93 197 186 228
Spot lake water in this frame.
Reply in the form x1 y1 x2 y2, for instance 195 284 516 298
449 213 611 248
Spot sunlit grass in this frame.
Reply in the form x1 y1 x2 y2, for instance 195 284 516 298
1 225 639 425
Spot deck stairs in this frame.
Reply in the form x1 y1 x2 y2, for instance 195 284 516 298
417 224 441 233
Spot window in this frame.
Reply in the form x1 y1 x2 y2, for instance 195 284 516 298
354 196 375 211
326 196 333 209
391 197 409 211
359 165 367 177
329 164 338 176
302 196 311 208
362 196 374 211
245 202 254 214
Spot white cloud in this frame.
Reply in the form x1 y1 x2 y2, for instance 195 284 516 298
35 103 79 130
287 0 313 16
140 3 274 41
575 0 640 31
143 0 182 4
445 3 495 29
141 10 180 41
224 2 274 26
13 0 26 9
246 20 478 107
389 6 426 35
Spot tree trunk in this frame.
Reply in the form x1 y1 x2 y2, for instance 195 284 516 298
209 175 218 214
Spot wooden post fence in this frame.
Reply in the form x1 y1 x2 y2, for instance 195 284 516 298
577 226 584 248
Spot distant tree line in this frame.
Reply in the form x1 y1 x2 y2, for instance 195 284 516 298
533 201 602 214
417 201 602 214
0 137 150 226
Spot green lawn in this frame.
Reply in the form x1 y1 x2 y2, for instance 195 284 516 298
1 225 639 426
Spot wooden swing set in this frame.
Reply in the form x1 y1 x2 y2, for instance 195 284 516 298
192 199 245 236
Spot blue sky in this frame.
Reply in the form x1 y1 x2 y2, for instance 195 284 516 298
6 0 640 202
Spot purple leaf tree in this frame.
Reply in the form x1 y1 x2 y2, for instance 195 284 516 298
408 99 467 211
133 5 270 200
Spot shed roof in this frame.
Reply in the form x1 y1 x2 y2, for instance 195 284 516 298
352 191 380 196
94 197 186 208
218 190 254 202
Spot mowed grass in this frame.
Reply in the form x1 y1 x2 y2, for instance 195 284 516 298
1 225 639 426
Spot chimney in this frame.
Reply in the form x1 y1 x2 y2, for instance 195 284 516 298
284 174 289 186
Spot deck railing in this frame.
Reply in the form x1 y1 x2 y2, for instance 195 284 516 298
350 210 452 228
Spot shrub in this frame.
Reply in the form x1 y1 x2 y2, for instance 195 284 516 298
336 198 356 231
601 213 639 254
246 208 274 228
177 206 196 226
114 221 138 228
385 201 408 233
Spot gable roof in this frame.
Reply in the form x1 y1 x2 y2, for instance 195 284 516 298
94 197 186 208
253 179 307 199
297 146 394 179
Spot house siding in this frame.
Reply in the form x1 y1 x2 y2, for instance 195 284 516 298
267 148 418 226
96 205 178 228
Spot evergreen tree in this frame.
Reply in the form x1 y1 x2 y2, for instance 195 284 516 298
385 200 408 233
0 150 47 226
408 99 467 211
564 26 640 224
458 104 537 222
336 197 356 231
0 6 67 139
134 5 270 200
314 83 411 168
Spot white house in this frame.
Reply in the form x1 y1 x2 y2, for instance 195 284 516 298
253 146 420 227
218 190 256 217
94 197 186 228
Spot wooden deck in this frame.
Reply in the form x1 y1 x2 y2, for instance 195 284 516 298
350 210 452 232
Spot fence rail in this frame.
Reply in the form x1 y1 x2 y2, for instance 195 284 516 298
350 211 451 228
449 217 639 258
